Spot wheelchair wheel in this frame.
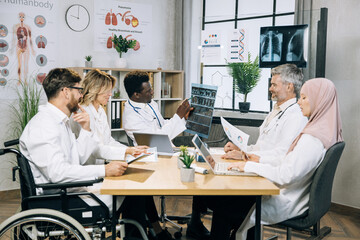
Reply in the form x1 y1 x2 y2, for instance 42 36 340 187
0 208 91 240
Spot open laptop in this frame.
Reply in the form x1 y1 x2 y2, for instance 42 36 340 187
192 134 257 176
133 132 175 156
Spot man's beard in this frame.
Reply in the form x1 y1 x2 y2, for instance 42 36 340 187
67 95 80 113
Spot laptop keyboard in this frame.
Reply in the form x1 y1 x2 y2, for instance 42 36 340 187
215 162 231 172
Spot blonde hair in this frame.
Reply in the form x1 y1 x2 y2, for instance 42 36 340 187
80 69 116 106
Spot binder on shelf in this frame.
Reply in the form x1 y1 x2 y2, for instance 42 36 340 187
115 101 121 128
111 101 116 129
120 100 126 128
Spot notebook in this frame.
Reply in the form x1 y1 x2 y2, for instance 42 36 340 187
133 133 175 156
192 134 257 176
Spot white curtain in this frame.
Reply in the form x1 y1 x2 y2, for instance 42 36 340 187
182 0 203 98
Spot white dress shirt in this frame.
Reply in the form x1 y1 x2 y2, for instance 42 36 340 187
248 98 308 166
20 103 122 211
70 103 127 164
122 99 186 145
236 134 326 239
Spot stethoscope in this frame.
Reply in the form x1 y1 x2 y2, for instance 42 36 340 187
128 100 162 127
262 102 297 134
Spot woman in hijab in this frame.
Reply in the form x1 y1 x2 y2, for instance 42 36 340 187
208 78 343 240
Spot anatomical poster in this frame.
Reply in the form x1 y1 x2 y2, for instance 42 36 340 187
94 0 152 55
0 0 58 98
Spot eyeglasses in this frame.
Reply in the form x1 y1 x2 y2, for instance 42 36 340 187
68 86 84 94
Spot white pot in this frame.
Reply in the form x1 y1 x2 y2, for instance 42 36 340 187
85 61 92 68
180 167 195 182
117 58 127 68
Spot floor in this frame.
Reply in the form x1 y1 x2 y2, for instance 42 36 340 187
1 196 359 239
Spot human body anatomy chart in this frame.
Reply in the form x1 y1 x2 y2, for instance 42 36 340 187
0 0 58 98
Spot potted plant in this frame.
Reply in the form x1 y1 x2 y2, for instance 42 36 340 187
85 55 92 68
226 52 261 113
111 34 137 68
179 146 195 182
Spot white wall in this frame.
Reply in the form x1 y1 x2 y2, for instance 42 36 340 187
313 0 360 209
0 0 180 192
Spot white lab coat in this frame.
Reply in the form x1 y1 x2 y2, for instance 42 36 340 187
248 98 308 166
122 99 186 145
235 134 326 239
20 103 122 211
70 103 127 165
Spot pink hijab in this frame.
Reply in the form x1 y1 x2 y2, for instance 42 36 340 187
288 78 343 152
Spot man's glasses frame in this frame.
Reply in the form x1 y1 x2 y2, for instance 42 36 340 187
68 86 84 94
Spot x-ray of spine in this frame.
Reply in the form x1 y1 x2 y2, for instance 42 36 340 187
260 31 283 62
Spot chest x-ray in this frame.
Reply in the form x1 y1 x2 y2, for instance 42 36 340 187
259 24 308 68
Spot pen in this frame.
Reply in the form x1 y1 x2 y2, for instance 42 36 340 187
187 96 192 101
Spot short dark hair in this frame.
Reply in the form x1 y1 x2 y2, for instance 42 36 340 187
124 71 149 98
42 68 82 100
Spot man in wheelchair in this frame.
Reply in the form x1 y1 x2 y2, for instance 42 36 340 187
17 68 174 240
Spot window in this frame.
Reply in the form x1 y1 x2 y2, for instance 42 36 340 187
202 0 295 112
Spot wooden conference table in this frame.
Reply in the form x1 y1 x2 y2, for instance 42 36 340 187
101 155 280 240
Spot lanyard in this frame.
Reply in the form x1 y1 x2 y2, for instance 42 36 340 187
128 100 162 127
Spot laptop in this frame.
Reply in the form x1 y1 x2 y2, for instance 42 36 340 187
192 134 257 176
133 133 175 156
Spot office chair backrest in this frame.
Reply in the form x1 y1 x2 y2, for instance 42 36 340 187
307 141 345 226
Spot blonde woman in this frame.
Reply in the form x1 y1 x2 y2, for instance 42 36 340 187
71 69 174 240
70 69 147 164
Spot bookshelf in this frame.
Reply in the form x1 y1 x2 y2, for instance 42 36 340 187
69 67 184 137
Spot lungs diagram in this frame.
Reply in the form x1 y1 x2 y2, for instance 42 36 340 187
104 9 140 51
105 9 139 28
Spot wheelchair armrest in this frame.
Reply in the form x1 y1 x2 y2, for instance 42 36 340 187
36 178 104 190
4 139 19 147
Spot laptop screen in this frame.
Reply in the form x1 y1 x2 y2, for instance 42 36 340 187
133 133 174 154
192 134 216 169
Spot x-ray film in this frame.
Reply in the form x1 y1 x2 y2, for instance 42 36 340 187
259 24 308 68
186 83 218 138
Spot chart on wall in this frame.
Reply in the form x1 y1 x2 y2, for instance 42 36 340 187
186 83 218 139
94 0 152 55
0 0 58 98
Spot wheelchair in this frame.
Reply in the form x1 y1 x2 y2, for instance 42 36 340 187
0 139 148 240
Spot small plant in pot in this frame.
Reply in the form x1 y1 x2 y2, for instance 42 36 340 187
111 34 136 68
226 52 261 113
85 55 92 68
179 146 195 182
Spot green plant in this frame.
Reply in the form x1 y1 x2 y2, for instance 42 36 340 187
85 55 92 61
112 34 137 58
226 52 261 102
179 145 195 169
7 77 43 142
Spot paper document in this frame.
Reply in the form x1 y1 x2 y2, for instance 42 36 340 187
125 147 158 163
220 117 249 153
